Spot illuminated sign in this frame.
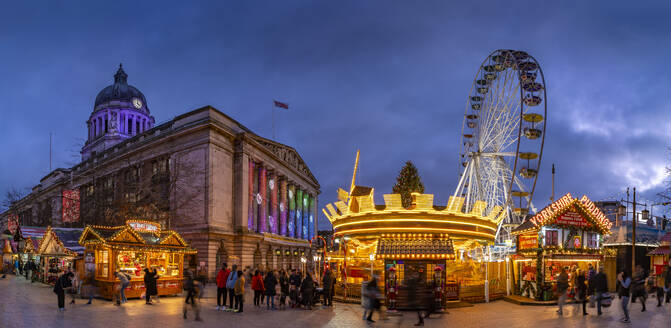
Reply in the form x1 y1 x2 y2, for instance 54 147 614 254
519 234 538 249
556 210 590 228
128 220 160 233
579 195 613 230
530 193 573 227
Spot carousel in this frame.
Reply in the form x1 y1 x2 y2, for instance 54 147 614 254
323 153 506 309
78 220 196 300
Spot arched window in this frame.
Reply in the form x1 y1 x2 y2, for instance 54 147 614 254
216 241 228 270
253 246 262 270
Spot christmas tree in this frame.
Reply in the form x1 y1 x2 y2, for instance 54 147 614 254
392 161 425 208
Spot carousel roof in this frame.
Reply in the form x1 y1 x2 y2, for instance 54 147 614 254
377 235 455 258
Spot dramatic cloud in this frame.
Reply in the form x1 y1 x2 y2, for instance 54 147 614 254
2 1 671 228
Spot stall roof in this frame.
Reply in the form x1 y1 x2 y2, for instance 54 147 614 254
79 221 192 250
377 237 455 257
648 246 670 256
52 228 85 254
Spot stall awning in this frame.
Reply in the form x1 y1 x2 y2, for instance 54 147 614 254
376 236 455 259
648 245 670 256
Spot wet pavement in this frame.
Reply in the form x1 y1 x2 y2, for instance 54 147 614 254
1 274 669 328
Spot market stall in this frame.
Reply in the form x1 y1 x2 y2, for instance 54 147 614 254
78 220 196 300
36 226 84 284
511 193 613 301
648 231 670 277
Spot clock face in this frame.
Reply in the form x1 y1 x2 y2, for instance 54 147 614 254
132 98 143 109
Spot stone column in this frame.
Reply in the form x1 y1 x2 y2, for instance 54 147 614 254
308 194 314 240
248 159 255 231
280 178 287 236
132 115 136 135
259 165 267 233
302 192 309 240
269 171 278 234
296 188 303 239
288 184 295 238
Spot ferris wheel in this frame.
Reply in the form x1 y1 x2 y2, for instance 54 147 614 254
454 49 547 244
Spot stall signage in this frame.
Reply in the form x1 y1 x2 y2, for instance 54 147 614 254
556 210 590 228
519 234 538 249
572 235 582 248
530 193 573 227
579 195 613 230
166 282 179 288
445 282 459 300
128 221 160 233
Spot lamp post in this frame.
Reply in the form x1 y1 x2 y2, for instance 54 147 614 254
369 253 375 277
313 254 319 279
300 256 307 274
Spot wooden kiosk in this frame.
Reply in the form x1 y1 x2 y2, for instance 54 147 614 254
78 220 196 300
511 193 613 301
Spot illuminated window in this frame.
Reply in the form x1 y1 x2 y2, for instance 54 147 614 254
96 249 109 278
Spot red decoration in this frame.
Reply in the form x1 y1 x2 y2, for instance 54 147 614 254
62 189 80 223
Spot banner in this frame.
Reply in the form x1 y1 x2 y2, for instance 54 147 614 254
62 189 80 223
7 213 19 234
518 234 538 250
556 210 590 228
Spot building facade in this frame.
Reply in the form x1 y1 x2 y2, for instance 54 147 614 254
1 66 320 279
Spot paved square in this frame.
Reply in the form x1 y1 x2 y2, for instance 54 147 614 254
1 276 669 328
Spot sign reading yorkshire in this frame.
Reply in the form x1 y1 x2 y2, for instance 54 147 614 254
529 193 613 231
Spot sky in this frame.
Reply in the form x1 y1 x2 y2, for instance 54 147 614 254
2 1 671 229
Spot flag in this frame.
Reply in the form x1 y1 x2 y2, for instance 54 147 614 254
273 100 289 109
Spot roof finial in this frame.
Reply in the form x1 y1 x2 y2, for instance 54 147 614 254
114 63 128 84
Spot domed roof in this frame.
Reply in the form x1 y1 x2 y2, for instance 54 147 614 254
94 64 148 112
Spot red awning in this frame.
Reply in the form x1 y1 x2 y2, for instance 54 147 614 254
648 245 670 256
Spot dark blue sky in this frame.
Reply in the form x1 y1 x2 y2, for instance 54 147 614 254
2 1 671 228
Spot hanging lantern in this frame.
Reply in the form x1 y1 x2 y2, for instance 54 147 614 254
617 204 626 217
641 209 650 221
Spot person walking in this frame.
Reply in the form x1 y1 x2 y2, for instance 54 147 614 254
618 269 632 323
664 263 671 303
575 268 588 315
301 272 315 310
647 272 664 307
69 269 79 305
265 270 278 310
143 268 159 305
252 270 265 307
289 269 301 308
53 271 73 312
215 263 230 310
143 268 153 305
82 269 95 305
322 270 333 307
556 267 569 315
234 270 245 313
226 265 238 311
115 271 131 305
632 265 647 312
364 275 383 323
279 270 289 310
587 263 596 308
593 266 608 315
183 272 203 321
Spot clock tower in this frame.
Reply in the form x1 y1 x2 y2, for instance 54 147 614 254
81 64 155 160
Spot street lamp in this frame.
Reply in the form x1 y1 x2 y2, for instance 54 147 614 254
300 256 307 274
369 253 375 277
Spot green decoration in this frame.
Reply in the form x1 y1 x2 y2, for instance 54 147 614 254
391 161 425 208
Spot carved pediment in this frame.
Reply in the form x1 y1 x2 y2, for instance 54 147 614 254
251 136 319 187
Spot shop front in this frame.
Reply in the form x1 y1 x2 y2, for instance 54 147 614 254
36 226 84 284
78 220 196 300
648 231 670 279
511 193 613 301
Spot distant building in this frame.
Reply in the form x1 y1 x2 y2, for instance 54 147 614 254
0 65 320 279
595 200 623 227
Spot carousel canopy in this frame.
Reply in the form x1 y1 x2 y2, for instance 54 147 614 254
376 234 455 260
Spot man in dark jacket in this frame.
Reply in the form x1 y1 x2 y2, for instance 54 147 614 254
54 272 73 312
322 270 333 307
665 263 671 303
143 268 158 304
593 267 608 315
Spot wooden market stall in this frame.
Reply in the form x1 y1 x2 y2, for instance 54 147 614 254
78 220 196 300
511 193 613 301
36 226 84 284
648 231 670 280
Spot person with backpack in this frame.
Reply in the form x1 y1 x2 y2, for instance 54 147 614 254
53 271 73 312
226 264 238 311
215 263 230 310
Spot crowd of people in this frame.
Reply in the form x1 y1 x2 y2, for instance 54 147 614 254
555 262 671 323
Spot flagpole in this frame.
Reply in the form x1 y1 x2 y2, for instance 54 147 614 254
272 101 276 140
